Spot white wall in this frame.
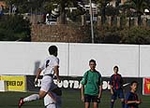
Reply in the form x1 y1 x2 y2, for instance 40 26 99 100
0 42 69 76
140 45 150 77
69 43 139 77
0 42 149 77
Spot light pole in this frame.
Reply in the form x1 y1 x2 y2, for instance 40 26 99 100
89 0 94 43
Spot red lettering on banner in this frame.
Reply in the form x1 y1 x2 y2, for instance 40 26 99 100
143 78 150 95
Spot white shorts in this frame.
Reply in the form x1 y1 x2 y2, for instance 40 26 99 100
40 76 53 92
44 93 61 108
45 103 56 108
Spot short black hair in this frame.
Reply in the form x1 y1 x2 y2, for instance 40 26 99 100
89 59 96 64
130 80 138 86
114 66 119 70
48 45 58 55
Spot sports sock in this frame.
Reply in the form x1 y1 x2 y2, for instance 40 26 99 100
23 94 40 102
121 101 125 108
110 101 114 108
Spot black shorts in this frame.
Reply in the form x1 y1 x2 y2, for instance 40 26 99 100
111 89 124 100
84 94 100 103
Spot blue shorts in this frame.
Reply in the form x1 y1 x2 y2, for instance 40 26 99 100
84 94 100 103
111 88 124 100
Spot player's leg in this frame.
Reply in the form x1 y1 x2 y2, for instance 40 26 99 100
120 98 125 108
85 102 90 108
20 90 47 103
44 83 62 108
18 76 52 107
110 99 115 108
55 94 62 108
93 102 98 108
22 76 51 101
118 89 125 108
18 93 41 108
110 90 116 108
44 94 56 108
84 94 91 108
92 96 99 108
45 103 56 108
39 76 53 98
45 92 62 108
18 86 48 108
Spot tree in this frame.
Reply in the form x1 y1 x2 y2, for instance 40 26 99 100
4 0 85 24
4 0 26 13
96 0 112 25
123 0 148 25
43 0 85 24
95 25 150 44
120 26 150 44
0 15 31 41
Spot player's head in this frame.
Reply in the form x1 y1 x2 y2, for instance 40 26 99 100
89 59 96 71
130 80 138 92
48 45 58 56
113 65 119 73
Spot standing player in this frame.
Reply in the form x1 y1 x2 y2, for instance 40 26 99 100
81 59 103 108
125 81 141 108
109 66 125 108
18 45 60 108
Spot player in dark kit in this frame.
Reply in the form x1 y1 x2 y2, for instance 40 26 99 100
125 81 141 108
109 66 125 108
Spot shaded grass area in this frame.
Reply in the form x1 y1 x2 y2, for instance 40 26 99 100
0 90 149 108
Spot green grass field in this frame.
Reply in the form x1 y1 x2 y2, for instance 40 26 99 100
0 90 150 108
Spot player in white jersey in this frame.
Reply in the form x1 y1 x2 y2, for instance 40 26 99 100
44 84 62 108
18 45 60 108
44 93 61 108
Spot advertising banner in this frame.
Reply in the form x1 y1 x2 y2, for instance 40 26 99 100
0 75 26 92
26 76 142 94
143 78 150 95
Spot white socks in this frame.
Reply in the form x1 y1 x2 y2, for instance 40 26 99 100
23 94 40 102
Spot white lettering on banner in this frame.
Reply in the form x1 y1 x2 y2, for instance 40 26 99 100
74 81 80 89
63 80 69 88
54 80 81 89
103 81 110 90
34 79 42 87
69 80 74 88
35 79 111 90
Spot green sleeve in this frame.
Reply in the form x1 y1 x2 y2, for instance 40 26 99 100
99 73 103 86
81 71 88 85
